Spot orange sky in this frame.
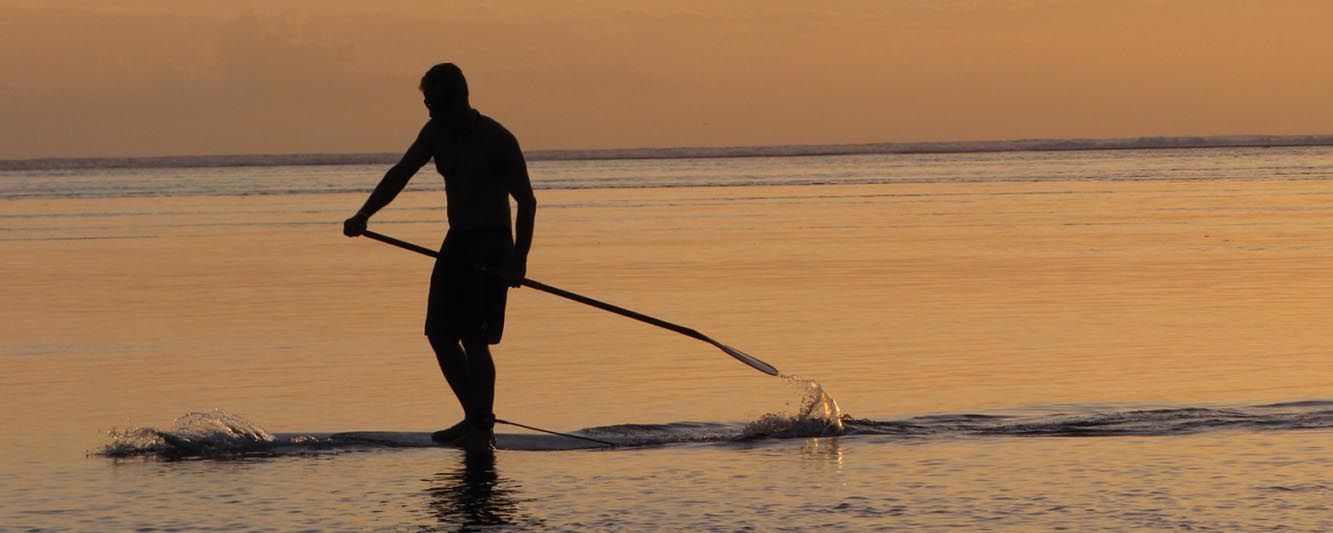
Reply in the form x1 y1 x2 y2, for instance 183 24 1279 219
2 0 1331 158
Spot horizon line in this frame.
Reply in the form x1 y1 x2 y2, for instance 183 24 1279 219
4 133 1333 171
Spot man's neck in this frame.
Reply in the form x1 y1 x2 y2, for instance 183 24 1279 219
433 106 477 127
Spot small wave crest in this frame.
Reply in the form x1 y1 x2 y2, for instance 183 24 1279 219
741 375 845 439
843 403 1333 438
101 409 276 458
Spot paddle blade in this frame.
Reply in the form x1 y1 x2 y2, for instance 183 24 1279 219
718 343 780 376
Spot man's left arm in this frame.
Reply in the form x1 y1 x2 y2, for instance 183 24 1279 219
502 133 537 286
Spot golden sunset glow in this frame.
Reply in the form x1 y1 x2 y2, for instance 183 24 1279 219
3 0 1332 158
4 3 1333 529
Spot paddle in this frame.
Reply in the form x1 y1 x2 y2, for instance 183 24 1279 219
359 229 781 376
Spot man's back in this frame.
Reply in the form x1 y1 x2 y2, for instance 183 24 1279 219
426 111 529 232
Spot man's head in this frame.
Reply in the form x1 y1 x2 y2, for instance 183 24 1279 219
420 63 469 117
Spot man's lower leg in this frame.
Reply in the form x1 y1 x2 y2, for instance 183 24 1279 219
459 338 497 450
428 335 472 442
460 339 496 427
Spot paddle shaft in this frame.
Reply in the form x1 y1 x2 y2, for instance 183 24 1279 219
363 229 728 345
359 229 779 375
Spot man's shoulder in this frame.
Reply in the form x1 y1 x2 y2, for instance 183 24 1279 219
476 112 518 144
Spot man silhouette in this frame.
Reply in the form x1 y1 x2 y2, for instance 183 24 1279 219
344 63 537 451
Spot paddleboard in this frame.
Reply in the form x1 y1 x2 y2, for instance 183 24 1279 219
320 431 612 451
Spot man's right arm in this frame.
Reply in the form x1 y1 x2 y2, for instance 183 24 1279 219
498 130 536 286
344 121 437 237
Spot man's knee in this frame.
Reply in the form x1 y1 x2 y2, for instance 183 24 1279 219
460 337 490 354
429 334 462 352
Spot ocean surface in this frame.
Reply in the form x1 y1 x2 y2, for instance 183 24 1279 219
2 145 1331 530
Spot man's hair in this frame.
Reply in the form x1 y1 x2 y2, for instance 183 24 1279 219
420 63 469 107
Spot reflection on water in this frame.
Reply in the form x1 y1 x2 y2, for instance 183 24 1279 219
801 436 845 469
5 150 1333 530
424 450 541 531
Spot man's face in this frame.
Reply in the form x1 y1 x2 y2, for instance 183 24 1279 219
424 91 469 122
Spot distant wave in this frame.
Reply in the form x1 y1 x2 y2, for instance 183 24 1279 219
11 134 1333 172
99 401 1332 459
529 135 1333 162
0 153 400 172
844 402 1333 438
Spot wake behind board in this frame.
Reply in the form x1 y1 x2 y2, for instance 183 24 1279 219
318 431 612 451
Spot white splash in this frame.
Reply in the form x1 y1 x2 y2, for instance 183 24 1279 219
101 409 274 457
741 375 845 439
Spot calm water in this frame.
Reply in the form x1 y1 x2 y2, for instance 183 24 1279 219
2 147 1332 530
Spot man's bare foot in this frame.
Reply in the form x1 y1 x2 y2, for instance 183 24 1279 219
457 424 496 452
430 420 469 444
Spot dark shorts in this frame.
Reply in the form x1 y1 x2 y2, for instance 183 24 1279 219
424 228 514 344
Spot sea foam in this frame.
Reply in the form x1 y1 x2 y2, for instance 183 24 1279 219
740 375 846 439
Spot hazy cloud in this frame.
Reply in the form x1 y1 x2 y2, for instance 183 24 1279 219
2 0 1331 158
